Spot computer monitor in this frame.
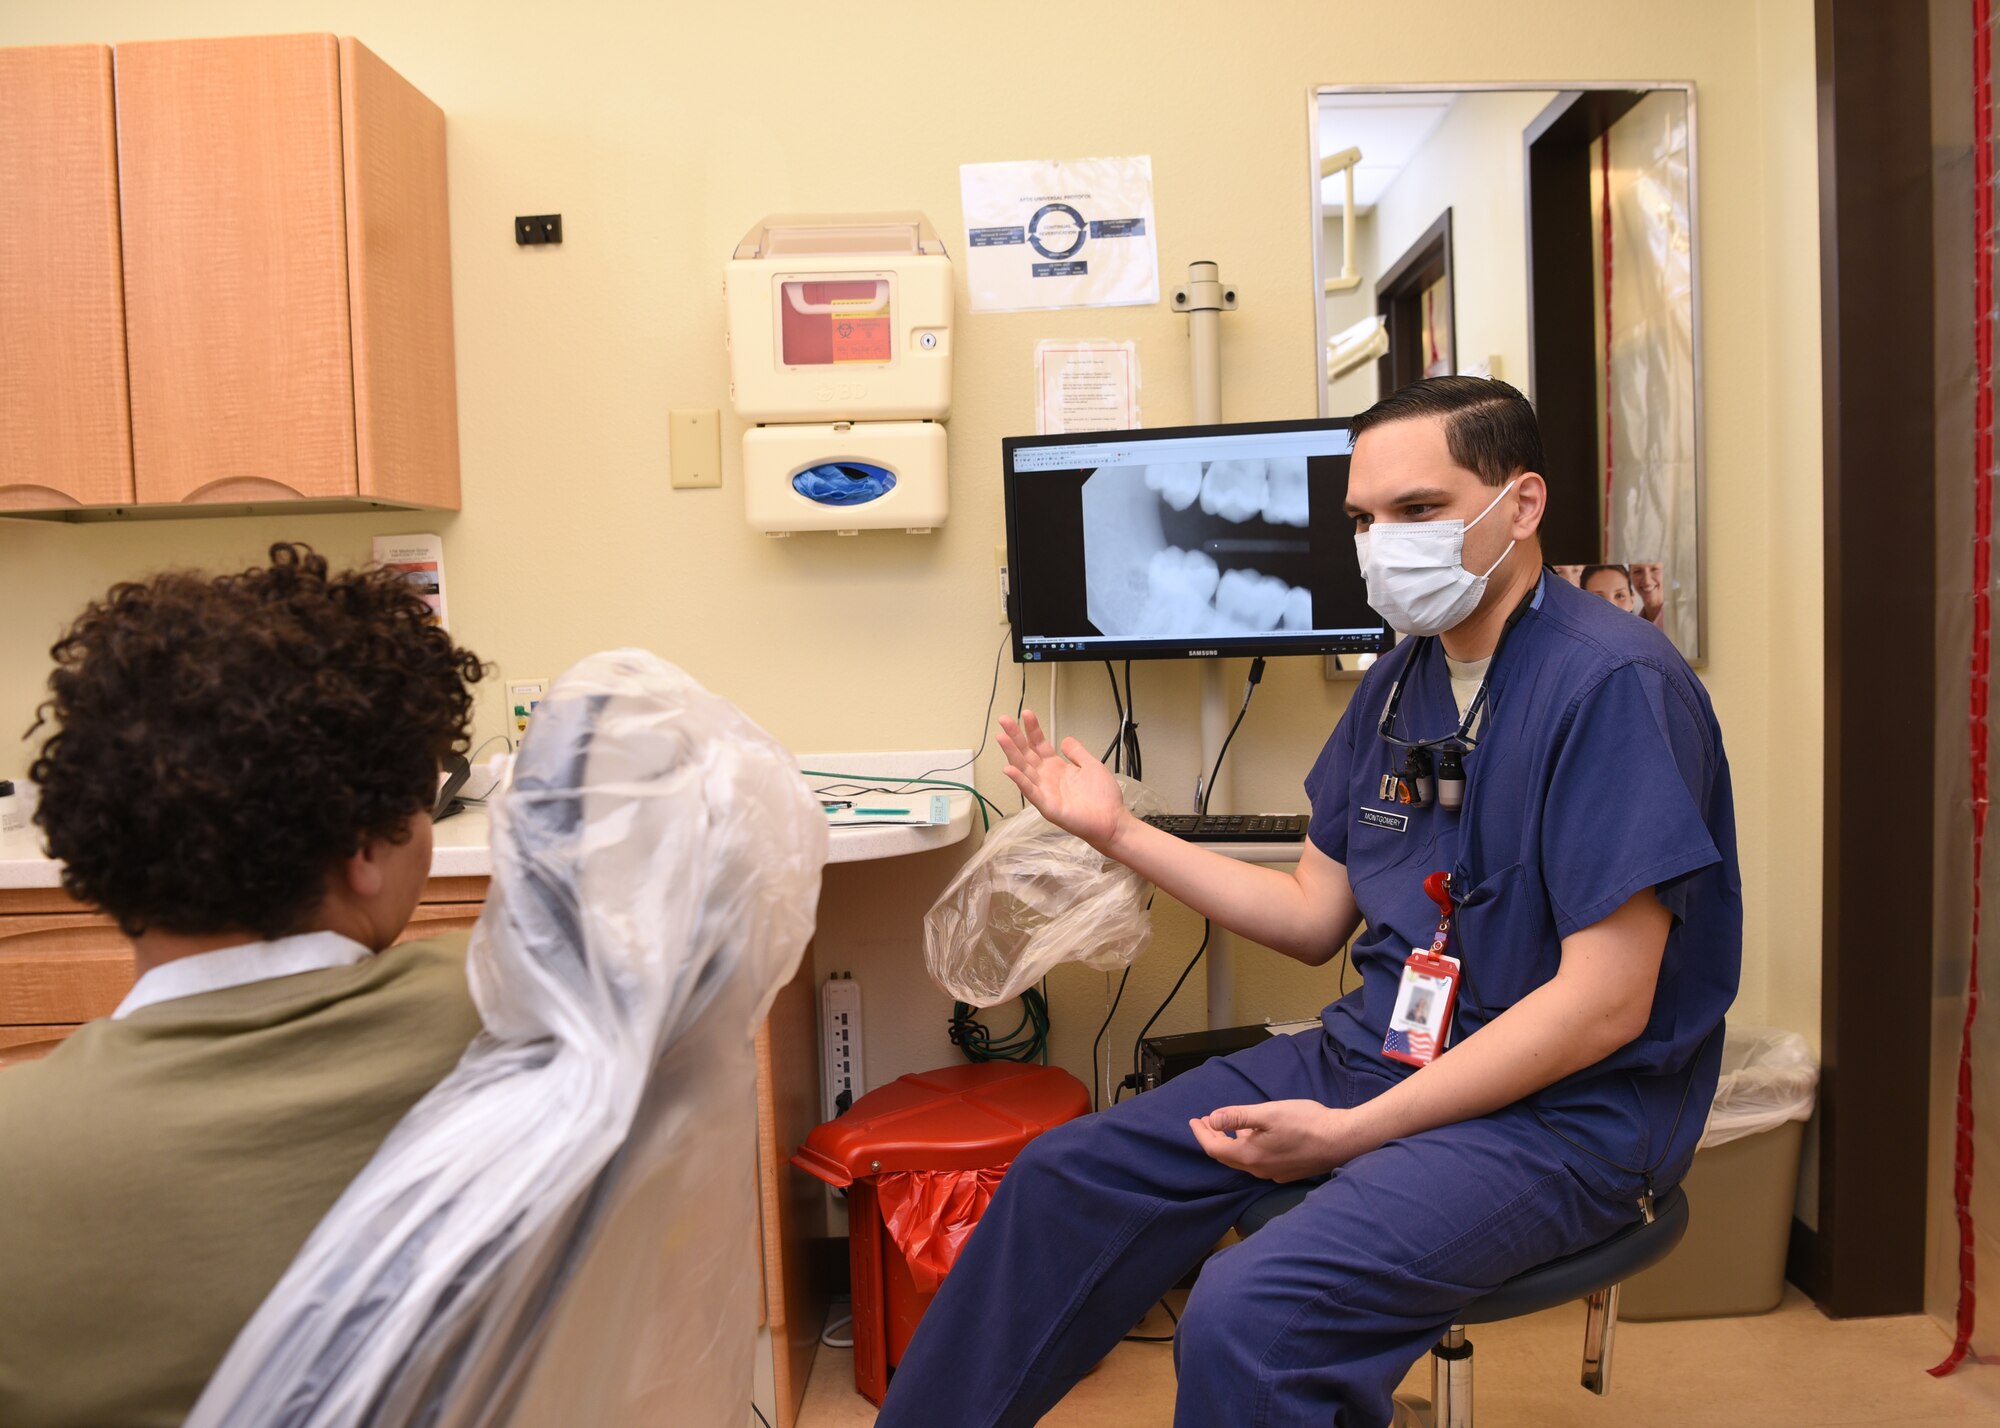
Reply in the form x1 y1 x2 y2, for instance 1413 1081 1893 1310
1003 418 1391 663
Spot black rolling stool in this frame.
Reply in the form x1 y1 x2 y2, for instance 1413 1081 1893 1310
1234 1184 1689 1427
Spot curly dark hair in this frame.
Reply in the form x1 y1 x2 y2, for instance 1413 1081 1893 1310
29 543 486 939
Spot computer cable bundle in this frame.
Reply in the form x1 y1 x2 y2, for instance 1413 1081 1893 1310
949 982 1050 1065
1100 659 1143 779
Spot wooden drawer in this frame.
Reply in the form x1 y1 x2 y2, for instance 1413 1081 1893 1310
0 912 135 1024
420 876 489 904
396 901 483 944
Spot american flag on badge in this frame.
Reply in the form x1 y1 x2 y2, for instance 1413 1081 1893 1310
1384 1026 1436 1063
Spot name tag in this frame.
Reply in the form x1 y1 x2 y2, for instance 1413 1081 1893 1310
1358 808 1409 834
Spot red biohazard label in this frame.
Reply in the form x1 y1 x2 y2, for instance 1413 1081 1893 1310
831 299 891 363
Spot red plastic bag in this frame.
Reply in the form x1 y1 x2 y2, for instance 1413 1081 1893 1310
874 1166 1008 1293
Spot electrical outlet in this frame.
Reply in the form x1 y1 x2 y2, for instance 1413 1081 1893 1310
995 545 1010 624
514 214 562 245
821 973 863 1121
506 677 548 739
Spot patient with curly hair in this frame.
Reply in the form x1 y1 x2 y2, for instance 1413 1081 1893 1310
0 543 489 1428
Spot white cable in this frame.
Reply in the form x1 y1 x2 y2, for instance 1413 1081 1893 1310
820 1312 855 1349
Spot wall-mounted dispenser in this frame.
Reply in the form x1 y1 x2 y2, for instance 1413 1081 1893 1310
727 213 952 535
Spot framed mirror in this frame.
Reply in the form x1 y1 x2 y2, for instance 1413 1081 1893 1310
1310 83 1705 662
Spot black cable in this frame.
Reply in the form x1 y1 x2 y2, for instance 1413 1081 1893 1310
752 1404 773 1428
1124 1297 1181 1343
910 629 1011 785
1131 921 1212 1090
1197 658 1266 816
1103 661 1126 772
1123 661 1141 781
1090 965 1132 1112
1015 659 1029 809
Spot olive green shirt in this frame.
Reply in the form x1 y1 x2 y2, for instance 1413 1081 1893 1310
0 935 484 1428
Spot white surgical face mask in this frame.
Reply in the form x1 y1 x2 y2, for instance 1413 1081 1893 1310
1354 480 1518 637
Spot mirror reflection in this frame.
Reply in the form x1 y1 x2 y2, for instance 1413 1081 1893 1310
1314 85 1702 660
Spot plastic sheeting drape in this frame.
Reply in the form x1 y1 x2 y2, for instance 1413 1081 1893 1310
1592 91 1700 659
184 650 827 1428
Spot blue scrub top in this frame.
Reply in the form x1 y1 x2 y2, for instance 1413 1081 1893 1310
1305 572 1742 1195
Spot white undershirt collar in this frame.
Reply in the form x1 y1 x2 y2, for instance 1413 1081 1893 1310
113 931 374 1020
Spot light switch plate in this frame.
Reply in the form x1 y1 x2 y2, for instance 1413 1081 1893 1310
669 408 723 489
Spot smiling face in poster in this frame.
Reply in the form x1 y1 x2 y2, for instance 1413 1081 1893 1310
960 156 1161 312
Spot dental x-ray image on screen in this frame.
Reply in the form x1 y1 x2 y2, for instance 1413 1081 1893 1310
1003 419 1389 662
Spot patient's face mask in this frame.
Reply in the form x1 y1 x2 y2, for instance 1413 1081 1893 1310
1354 479 1518 637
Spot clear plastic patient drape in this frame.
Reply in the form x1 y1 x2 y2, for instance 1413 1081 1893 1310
185 649 827 1427
1592 90 1699 658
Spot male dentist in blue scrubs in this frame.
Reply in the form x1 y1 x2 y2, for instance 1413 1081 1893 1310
876 376 1740 1428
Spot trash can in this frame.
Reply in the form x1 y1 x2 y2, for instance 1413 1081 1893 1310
793 1061 1090 1405
1621 1026 1819 1320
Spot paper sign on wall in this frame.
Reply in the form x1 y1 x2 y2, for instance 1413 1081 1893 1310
960 156 1159 312
373 533 449 629
1035 341 1141 434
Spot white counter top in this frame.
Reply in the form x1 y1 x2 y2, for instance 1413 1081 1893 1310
0 749 983 891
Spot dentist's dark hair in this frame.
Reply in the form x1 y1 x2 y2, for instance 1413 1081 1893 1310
1351 376 1547 488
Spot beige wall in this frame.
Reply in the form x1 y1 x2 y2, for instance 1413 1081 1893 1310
1370 89 1554 389
1321 211 1379 415
0 0 1824 1101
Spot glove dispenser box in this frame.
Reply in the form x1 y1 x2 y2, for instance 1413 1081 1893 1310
727 213 953 535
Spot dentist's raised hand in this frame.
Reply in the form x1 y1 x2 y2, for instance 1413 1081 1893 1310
997 711 1130 853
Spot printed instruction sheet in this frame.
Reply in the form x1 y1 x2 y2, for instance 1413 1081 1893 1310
1035 340 1141 433
961 156 1159 312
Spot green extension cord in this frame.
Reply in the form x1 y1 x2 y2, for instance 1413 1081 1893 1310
949 986 1050 1065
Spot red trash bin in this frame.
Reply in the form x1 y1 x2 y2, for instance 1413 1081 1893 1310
792 1061 1090 1405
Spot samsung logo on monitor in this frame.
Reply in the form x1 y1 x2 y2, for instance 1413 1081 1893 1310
1185 648 1219 657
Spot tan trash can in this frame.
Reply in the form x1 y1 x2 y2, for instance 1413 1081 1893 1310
1620 1026 1817 1321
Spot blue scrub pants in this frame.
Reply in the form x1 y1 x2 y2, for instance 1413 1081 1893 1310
873 1029 1641 1428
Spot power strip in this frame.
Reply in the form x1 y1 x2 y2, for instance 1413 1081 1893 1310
821 974 864 1121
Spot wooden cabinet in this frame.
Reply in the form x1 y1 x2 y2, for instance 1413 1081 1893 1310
0 889 136 1068
0 45 135 512
0 874 483 1063
758 947 834 1428
0 34 458 520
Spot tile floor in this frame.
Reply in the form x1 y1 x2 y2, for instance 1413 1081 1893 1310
795 1288 2000 1427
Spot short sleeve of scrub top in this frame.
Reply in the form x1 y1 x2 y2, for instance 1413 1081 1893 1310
1304 700 1364 864
1541 661 1722 935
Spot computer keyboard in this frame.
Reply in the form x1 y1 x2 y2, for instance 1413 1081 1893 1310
1141 813 1309 843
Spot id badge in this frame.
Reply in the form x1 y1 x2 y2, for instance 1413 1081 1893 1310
1382 949 1461 1068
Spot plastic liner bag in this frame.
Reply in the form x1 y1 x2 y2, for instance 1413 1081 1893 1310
1698 1025 1819 1151
185 650 827 1428
924 776 1161 1008
877 1166 1007 1293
